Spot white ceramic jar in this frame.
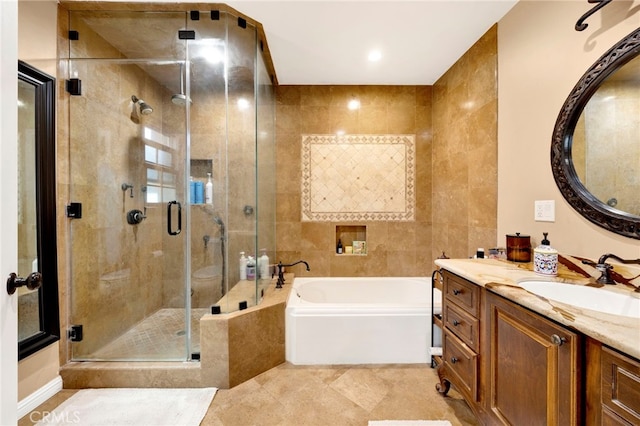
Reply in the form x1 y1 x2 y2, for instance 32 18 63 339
533 233 558 276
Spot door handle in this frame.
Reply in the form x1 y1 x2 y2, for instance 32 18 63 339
167 200 182 236
7 272 42 295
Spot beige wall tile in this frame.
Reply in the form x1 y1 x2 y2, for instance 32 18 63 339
277 85 433 276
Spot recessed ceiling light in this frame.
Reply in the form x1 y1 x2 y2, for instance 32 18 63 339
368 49 382 62
347 99 361 110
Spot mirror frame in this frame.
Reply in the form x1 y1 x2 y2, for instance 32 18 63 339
18 60 60 360
551 27 640 240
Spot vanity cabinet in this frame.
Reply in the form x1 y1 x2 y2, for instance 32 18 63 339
437 270 581 425
484 290 581 425
437 270 481 405
586 338 640 425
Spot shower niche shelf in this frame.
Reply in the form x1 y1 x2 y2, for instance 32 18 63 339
190 158 213 180
190 159 213 206
336 225 367 255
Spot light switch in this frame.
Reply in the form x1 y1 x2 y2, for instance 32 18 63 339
534 200 555 222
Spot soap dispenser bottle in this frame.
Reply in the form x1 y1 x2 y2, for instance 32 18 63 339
533 232 558 276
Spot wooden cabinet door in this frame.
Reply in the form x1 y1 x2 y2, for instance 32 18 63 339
485 291 581 425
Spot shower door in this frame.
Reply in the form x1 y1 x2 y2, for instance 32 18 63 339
65 11 196 361
64 8 275 361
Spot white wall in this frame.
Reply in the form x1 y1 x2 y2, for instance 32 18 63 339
498 0 640 258
1 2 19 423
17 0 60 403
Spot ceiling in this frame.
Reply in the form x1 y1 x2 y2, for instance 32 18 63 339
224 0 518 85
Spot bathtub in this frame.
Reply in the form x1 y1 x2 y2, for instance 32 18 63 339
285 277 442 365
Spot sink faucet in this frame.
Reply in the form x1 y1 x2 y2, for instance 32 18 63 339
275 260 310 289
583 253 640 285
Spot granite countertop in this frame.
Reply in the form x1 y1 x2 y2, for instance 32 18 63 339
435 256 640 360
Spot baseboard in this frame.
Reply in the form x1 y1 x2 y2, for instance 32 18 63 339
17 375 63 419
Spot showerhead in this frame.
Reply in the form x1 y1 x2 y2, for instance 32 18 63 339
213 216 224 227
131 95 153 115
171 93 189 105
171 64 192 106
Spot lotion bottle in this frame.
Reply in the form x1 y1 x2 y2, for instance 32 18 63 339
205 173 213 205
533 232 558 276
239 251 247 280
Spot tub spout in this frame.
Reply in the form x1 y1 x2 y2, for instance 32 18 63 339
275 260 310 289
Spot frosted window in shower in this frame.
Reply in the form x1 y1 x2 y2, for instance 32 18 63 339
146 169 160 203
158 150 172 167
145 145 156 163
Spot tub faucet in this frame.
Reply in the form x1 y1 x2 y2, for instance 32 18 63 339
275 260 310 289
582 253 640 285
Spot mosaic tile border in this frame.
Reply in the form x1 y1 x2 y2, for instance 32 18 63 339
301 134 415 221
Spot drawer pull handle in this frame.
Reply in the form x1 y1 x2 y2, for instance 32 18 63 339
450 357 458 364
452 319 460 326
453 289 461 295
551 334 566 346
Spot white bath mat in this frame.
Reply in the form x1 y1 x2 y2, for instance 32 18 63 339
37 387 217 425
369 421 452 426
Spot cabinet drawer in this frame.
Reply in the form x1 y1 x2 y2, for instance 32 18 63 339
602 346 640 425
444 303 479 351
444 328 478 401
444 271 480 316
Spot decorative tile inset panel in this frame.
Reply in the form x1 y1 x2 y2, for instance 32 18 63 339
301 134 415 221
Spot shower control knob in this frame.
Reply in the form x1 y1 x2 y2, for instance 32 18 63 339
127 209 147 225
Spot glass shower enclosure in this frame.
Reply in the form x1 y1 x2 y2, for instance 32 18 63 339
61 8 276 361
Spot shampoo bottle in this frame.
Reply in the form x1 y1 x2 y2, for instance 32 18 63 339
195 180 204 204
205 173 213 205
337 239 343 254
259 248 270 279
246 256 256 280
239 252 247 280
189 176 195 204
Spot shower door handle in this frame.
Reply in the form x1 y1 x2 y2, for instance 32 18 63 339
167 200 182 236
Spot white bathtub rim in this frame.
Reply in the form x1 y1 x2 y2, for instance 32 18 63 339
287 276 441 311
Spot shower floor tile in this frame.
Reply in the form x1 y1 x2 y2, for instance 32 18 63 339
90 308 209 361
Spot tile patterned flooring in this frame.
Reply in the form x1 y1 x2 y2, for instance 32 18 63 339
87 308 210 360
20 363 478 426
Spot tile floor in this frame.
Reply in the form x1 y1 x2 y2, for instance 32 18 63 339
20 363 478 426
88 308 210 360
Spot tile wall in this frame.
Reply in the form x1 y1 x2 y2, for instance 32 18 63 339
275 86 433 277
432 25 498 260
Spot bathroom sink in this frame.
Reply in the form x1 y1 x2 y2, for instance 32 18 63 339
518 280 640 318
